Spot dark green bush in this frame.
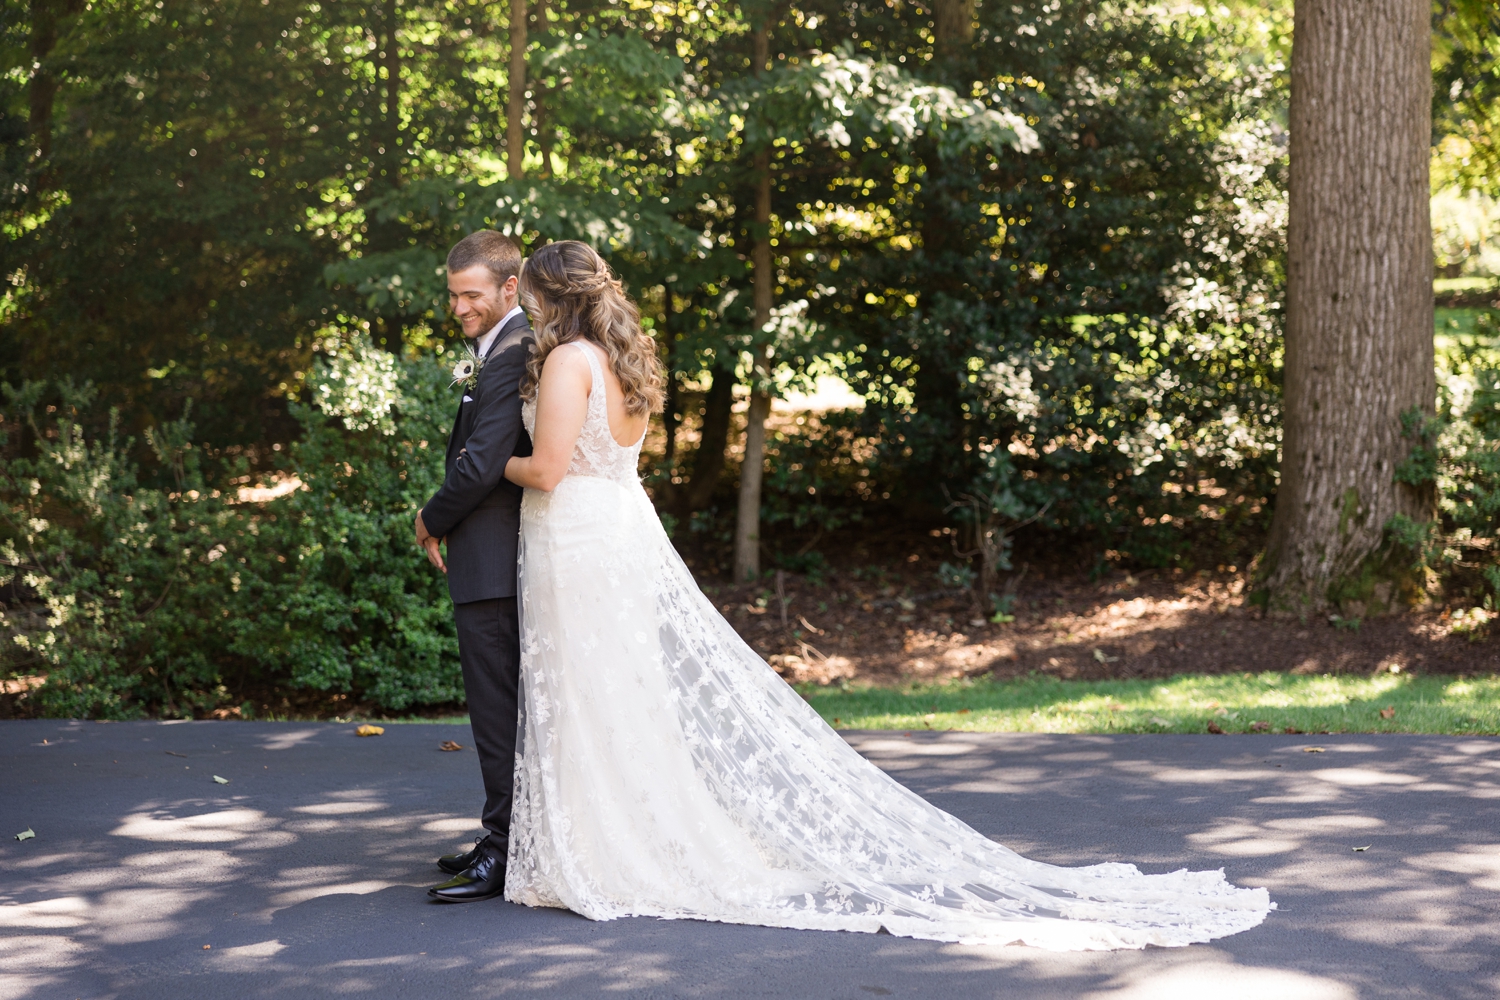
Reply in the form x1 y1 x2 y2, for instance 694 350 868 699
1 381 248 716
1 336 466 718
1388 313 1500 604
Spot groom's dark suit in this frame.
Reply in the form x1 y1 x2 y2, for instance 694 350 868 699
421 308 533 850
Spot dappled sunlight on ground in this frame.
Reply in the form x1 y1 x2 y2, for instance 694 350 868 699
713 564 1500 688
1 721 1497 998
1074 956 1359 1000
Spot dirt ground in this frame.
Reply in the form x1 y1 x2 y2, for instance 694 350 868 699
709 563 1500 688
8 535 1499 720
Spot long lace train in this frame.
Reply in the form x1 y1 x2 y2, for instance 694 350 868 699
505 342 1272 950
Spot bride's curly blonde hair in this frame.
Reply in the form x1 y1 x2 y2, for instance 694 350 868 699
519 241 664 415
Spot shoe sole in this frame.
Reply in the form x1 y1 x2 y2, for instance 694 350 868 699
427 886 506 903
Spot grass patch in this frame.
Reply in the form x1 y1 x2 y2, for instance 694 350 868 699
1436 306 1496 345
799 673 1500 735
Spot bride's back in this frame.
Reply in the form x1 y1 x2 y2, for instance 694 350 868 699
573 340 648 448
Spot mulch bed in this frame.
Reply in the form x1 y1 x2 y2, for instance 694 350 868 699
7 557 1497 721
711 566 1500 686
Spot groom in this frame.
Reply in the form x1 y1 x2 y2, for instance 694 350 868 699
415 230 532 903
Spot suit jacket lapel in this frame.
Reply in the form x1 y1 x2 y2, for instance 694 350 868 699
447 311 528 464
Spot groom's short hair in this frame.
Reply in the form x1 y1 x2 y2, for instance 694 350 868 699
446 231 522 290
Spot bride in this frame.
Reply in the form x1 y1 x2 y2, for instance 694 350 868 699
498 240 1272 951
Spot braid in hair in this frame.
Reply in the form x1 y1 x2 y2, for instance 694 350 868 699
519 241 665 416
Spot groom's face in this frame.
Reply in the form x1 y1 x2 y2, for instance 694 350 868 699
448 267 517 339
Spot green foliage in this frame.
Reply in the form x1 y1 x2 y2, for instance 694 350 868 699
0 380 247 717
1385 323 1500 602
0 341 467 717
228 334 464 711
1433 0 1500 197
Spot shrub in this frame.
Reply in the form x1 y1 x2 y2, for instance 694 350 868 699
1 336 468 717
230 334 463 711
1387 317 1500 604
0 381 247 717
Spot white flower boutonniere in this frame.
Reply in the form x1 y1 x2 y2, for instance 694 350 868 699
451 348 484 392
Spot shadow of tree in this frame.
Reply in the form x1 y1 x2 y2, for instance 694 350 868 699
1 721 1497 999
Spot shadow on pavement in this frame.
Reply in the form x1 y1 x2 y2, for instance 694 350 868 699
1 721 1497 999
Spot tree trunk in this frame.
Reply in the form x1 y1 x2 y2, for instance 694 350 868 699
533 0 552 177
733 18 775 582
28 0 81 165
28 0 61 159
932 0 974 61
506 0 527 180
1263 0 1433 611
380 0 400 188
907 0 977 487
662 281 679 467
681 363 736 512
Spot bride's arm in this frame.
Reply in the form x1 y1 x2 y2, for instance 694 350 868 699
504 345 592 492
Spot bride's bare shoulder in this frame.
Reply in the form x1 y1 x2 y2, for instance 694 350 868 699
540 341 592 377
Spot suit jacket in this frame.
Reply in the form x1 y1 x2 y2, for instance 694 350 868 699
421 311 534 605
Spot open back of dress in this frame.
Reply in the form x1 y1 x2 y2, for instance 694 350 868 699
508 340 1272 950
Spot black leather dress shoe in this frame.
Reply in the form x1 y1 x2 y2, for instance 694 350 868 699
437 836 487 875
429 843 506 903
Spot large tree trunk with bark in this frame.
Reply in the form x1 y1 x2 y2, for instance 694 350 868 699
733 22 775 582
506 0 527 179
1263 0 1434 612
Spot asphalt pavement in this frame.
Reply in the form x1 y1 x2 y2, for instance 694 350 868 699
2 720 1498 999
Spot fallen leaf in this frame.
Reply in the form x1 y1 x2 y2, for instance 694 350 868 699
14 828 35 842
1107 703 1125 712
212 775 229 784
1352 845 1371 852
957 708 971 714
1283 726 1302 734
438 740 464 752
1092 648 1119 663
165 751 188 758
1304 746 1326 753
355 725 385 737
203 944 212 950
1379 706 1395 719
1206 721 1225 735
1250 720 1271 732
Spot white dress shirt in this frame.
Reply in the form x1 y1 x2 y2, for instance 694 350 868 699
473 305 525 359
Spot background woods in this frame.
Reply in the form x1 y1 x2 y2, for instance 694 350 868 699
2 0 1498 718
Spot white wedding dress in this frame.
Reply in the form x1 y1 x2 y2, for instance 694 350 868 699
505 341 1272 950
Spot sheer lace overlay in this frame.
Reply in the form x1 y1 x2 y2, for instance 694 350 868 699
508 341 1272 950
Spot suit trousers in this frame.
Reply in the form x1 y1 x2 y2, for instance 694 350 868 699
453 596 521 848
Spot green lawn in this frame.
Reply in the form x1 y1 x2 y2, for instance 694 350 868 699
797 673 1500 736
356 673 1500 735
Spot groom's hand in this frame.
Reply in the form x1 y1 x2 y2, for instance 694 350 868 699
415 510 446 573
422 535 447 574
